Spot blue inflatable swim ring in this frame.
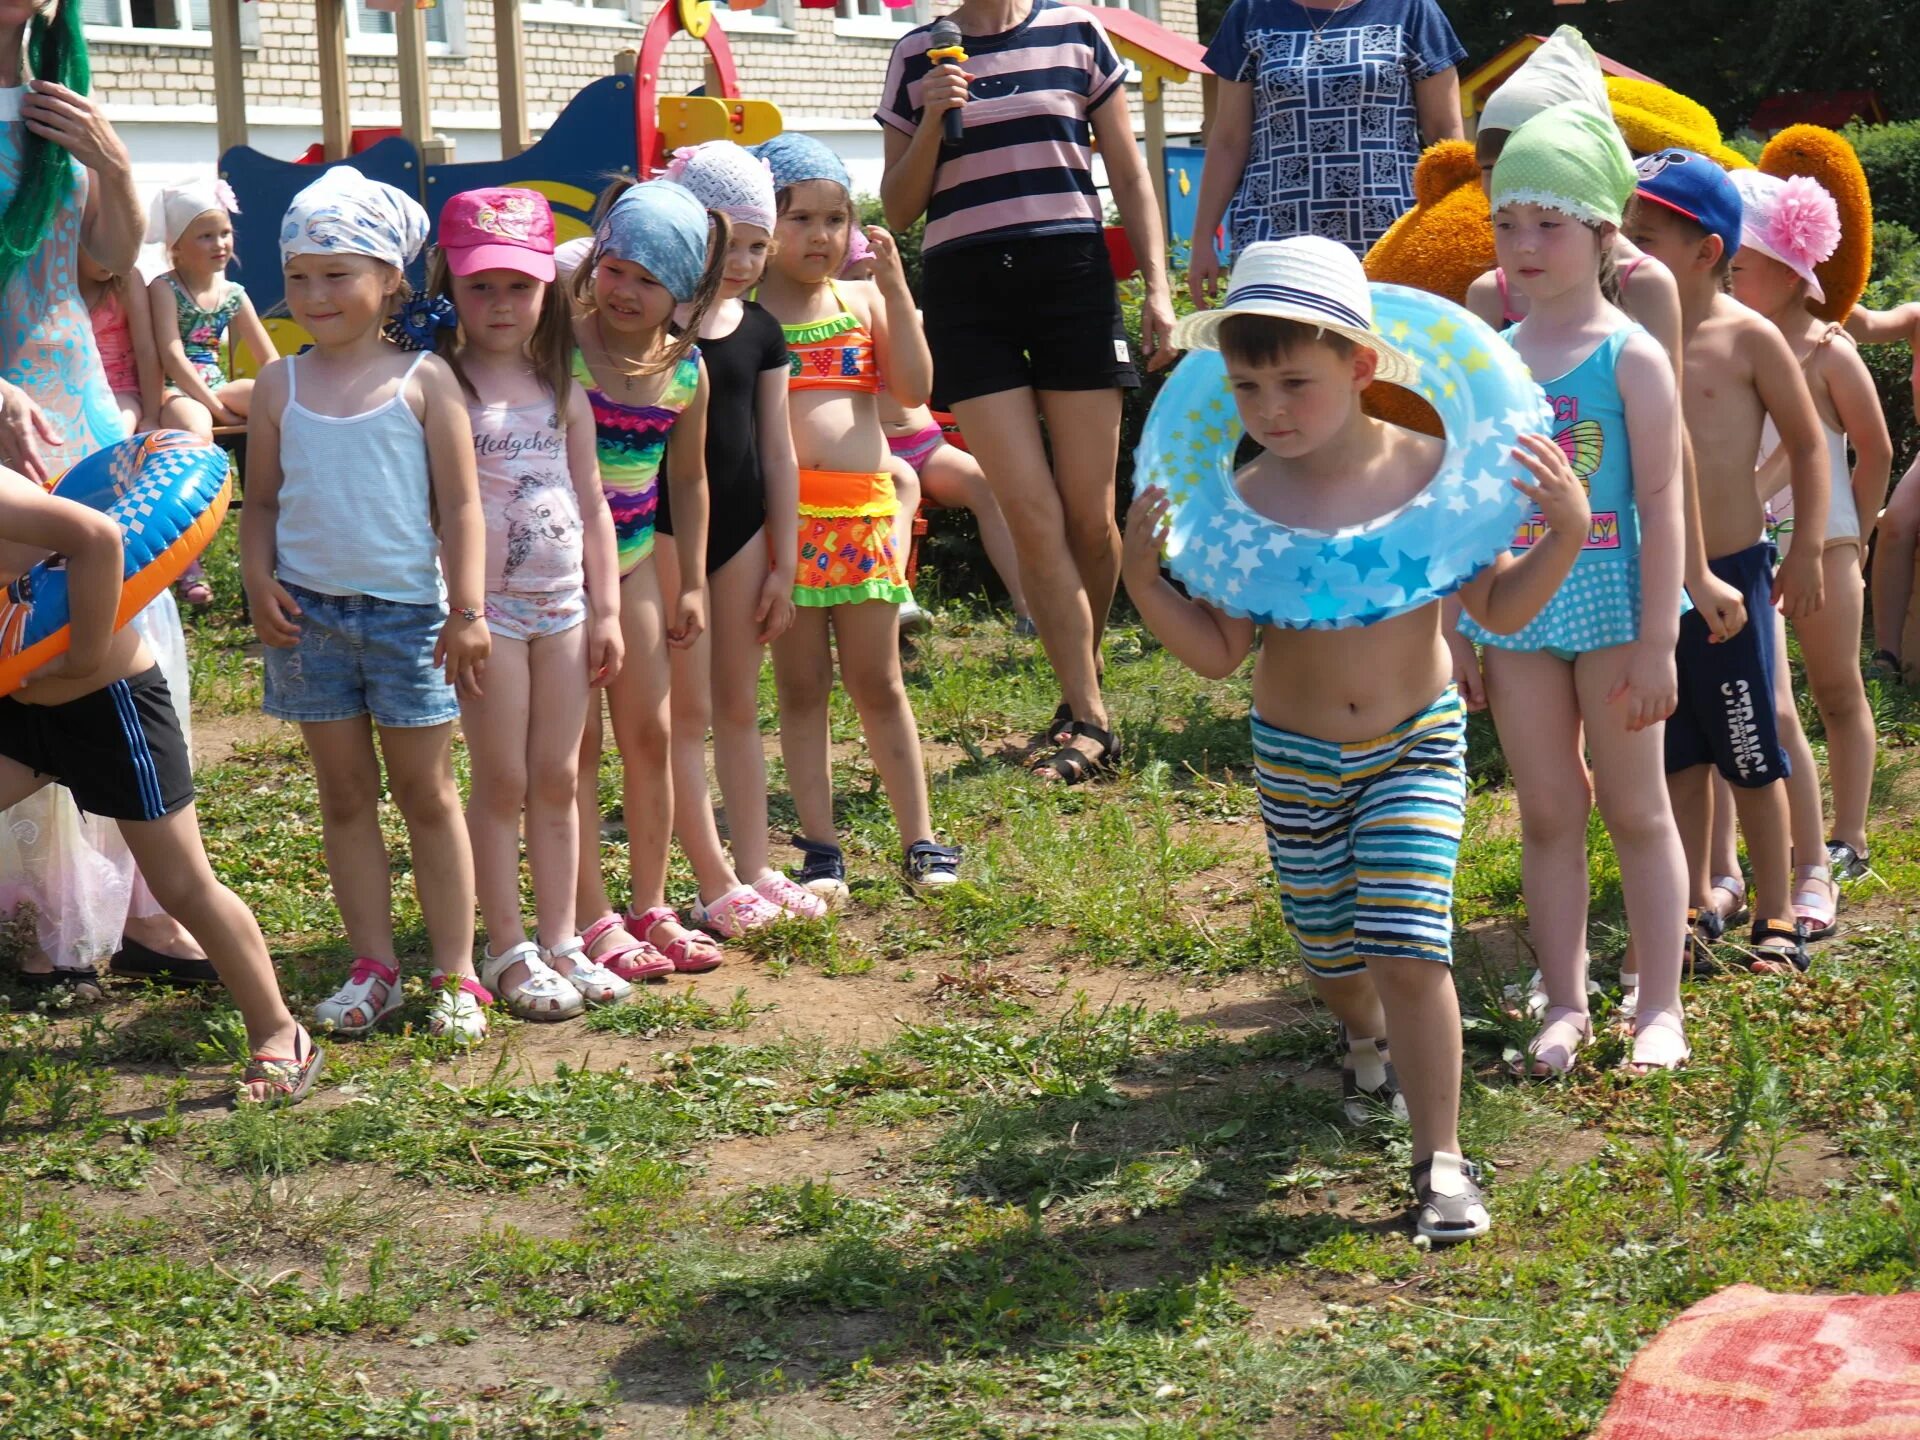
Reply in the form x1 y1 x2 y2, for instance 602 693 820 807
0 430 232 691
1136 284 1552 631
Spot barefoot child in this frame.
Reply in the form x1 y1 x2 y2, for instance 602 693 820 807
753 132 961 895
1455 105 1692 1076
434 186 633 1023
1125 236 1591 1242
1625 149 1830 976
1731 170 1891 915
658 141 828 930
241 167 494 1041
0 468 320 1103
80 251 160 439
567 180 734 978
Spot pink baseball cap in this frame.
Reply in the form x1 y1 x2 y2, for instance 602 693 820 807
438 187 557 282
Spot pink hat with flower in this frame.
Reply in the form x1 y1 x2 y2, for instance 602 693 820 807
438 187 557 282
1730 171 1840 302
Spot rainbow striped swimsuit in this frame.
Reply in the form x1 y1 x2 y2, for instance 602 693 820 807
571 349 700 575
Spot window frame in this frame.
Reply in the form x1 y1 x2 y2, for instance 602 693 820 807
81 0 260 49
520 0 643 28
345 0 466 58
715 0 798 37
832 0 927 42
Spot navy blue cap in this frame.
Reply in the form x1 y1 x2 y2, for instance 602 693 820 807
1633 149 1742 259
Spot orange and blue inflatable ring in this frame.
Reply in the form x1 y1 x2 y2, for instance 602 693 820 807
0 430 231 693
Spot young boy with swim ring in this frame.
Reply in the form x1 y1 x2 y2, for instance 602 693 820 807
0 469 321 1104
1624 151 1831 974
1121 236 1593 1243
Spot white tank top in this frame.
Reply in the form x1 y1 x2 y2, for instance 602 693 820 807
274 351 446 606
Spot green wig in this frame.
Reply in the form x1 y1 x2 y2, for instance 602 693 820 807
0 1 89 294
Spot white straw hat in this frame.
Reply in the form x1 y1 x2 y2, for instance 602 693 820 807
1172 236 1421 388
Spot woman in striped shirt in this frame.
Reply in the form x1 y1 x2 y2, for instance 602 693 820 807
878 0 1175 785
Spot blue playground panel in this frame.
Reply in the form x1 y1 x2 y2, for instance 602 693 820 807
219 136 426 317
424 75 639 247
1165 143 1204 262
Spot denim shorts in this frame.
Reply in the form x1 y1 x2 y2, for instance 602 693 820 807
262 583 459 728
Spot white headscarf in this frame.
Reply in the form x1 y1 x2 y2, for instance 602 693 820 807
1479 26 1610 137
278 166 430 271
145 178 240 248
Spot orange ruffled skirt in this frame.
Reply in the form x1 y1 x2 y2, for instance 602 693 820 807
795 467 910 607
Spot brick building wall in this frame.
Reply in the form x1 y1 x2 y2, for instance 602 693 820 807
89 0 1205 185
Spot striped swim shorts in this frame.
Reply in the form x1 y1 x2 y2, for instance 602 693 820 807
1251 687 1468 979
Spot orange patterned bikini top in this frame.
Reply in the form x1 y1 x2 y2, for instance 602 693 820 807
780 281 878 394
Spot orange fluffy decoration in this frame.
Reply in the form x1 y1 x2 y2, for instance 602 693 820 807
1359 141 1486 436
1758 124 1872 323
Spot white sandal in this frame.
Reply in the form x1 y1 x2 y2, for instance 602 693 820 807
478 940 584 1022
541 935 632 1006
313 957 403 1037
1623 1010 1691 1074
428 973 492 1044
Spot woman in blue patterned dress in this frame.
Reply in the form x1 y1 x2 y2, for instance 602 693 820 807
0 0 211 993
1188 0 1467 300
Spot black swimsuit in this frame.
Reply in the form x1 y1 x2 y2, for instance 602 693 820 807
659 300 788 573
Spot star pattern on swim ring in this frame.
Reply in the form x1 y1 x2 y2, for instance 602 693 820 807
1138 284 1553 631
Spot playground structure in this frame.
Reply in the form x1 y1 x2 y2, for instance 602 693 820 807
212 0 785 362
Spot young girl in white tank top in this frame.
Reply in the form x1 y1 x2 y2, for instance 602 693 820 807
1729 173 1893 939
240 167 496 1045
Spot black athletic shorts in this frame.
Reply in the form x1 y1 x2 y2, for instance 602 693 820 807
1664 541 1790 788
922 230 1140 407
0 665 194 821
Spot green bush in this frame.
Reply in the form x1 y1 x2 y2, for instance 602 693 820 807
1850 120 1920 236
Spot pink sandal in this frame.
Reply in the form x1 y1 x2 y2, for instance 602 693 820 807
630 905 724 973
581 913 674 982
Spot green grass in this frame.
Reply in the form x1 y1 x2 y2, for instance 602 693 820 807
3 595 1919 1437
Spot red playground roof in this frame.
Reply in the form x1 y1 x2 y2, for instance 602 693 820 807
1083 6 1209 76
1749 91 1886 133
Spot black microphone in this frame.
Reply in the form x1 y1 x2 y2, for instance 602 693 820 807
927 18 968 147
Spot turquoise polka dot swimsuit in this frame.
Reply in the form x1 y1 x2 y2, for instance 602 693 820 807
1460 324 1644 655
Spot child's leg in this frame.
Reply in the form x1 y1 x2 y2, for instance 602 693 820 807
600 559 704 950
158 393 214 439
213 379 253 419
890 453 921 557
1871 456 1920 664
576 690 618 921
1707 774 1741 913
1481 649 1593 1009
1348 698 1469 1164
831 599 934 851
920 443 1029 618
1729 779 1794 931
111 390 141 437
703 532 778 882
1769 605 1828 867
460 634 533 952
657 533 744 903
375 722 478 981
1798 545 1875 854
770 606 839 847
524 623 590 946
118 808 301 1076
1575 651 1689 1062
302 718 400 964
